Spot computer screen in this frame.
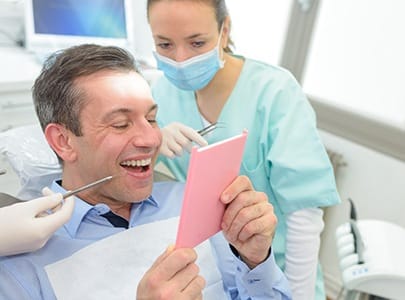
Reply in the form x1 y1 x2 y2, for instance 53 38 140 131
24 0 133 55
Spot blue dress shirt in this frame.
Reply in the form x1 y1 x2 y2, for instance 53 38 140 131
0 181 291 299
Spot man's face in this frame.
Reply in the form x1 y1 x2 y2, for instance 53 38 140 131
65 70 161 206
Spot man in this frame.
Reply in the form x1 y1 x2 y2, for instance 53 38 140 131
0 44 291 299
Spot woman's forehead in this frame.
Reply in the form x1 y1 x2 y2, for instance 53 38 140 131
149 1 217 27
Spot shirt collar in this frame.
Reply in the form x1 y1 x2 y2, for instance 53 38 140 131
51 180 93 237
51 180 158 237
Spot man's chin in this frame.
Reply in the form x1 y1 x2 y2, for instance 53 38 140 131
126 186 153 203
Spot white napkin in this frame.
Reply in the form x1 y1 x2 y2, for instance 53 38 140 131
45 217 227 299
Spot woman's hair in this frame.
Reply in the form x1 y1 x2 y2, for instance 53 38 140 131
32 44 139 136
146 0 234 53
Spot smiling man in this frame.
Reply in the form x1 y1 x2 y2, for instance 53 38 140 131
43 68 160 221
0 44 291 300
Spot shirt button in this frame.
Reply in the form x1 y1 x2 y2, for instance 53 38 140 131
248 279 261 284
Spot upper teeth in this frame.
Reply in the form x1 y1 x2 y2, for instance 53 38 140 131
120 158 151 167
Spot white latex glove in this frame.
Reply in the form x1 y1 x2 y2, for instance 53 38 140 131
160 122 208 158
0 187 75 256
285 208 324 300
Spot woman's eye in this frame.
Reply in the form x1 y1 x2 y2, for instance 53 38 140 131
191 40 205 48
157 42 171 50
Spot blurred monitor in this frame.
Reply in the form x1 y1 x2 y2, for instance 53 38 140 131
24 0 133 57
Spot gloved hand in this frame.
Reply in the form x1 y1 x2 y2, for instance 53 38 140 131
0 188 75 256
160 122 208 158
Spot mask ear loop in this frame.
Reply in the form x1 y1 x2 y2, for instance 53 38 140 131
217 22 226 67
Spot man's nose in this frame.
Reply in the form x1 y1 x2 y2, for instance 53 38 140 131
130 124 161 148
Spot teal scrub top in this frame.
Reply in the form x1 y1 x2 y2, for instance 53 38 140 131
152 57 340 297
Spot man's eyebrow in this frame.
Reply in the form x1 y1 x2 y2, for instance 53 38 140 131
101 108 131 122
102 104 158 122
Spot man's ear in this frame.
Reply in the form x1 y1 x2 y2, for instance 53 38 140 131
44 123 78 162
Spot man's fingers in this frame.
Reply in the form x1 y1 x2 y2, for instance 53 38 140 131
221 189 263 231
181 274 206 299
138 247 203 299
224 201 269 242
220 175 253 204
173 262 204 294
151 248 198 281
150 245 175 269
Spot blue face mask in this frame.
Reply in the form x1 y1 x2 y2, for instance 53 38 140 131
153 26 225 91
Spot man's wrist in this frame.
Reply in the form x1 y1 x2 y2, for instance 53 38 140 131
229 244 271 269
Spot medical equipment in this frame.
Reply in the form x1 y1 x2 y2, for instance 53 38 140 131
62 175 114 199
0 169 6 175
197 122 225 136
335 199 405 300
0 175 114 208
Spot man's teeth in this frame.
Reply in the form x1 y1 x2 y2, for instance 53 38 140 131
120 158 151 167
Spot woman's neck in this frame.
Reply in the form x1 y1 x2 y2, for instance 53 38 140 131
195 54 244 123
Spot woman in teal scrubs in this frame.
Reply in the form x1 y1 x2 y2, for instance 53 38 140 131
147 1 340 299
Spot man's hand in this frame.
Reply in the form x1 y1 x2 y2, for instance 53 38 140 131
137 246 205 299
220 175 277 269
0 188 75 256
160 122 208 158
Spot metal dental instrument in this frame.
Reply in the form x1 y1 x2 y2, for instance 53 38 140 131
0 175 115 208
0 169 6 175
62 175 114 199
197 122 224 136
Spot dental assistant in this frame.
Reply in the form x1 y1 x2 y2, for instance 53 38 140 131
147 1 341 299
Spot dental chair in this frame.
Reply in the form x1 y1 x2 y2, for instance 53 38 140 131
0 124 174 207
335 200 405 300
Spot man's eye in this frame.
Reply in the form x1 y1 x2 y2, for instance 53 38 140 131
147 119 157 124
112 123 129 129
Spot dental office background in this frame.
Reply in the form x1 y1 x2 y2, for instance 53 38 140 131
0 0 404 298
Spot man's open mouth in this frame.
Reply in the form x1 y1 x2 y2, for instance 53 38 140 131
120 158 152 172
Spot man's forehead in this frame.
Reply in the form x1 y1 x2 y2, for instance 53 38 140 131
74 69 143 86
75 70 154 107
101 104 158 120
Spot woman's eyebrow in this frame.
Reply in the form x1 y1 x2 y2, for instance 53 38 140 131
148 104 158 114
154 33 205 41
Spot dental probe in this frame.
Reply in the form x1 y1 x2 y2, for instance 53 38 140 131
62 175 114 199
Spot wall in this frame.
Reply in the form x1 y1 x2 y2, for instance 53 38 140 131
0 0 24 46
318 129 405 297
130 0 155 65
